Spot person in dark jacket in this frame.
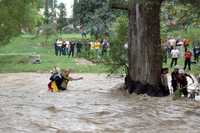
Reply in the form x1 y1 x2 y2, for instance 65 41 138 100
68 41 75 57
176 69 194 97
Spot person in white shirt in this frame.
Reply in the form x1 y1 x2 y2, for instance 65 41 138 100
56 39 63 56
170 47 180 68
168 38 176 49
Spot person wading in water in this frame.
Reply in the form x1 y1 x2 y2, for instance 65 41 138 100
172 67 194 97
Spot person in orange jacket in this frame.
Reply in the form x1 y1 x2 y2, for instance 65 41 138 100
184 48 192 71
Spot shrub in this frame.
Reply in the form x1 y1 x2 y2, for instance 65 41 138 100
108 16 128 74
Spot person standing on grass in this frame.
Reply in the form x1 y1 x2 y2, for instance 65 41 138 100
54 39 58 56
170 47 180 68
162 42 168 64
68 41 75 57
94 39 101 58
184 48 192 71
101 39 109 57
57 39 63 56
62 41 67 56
168 38 176 53
76 40 82 56
65 41 70 55
183 39 190 51
193 40 200 63
193 46 198 63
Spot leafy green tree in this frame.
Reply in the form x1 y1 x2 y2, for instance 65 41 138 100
57 2 67 34
161 0 200 34
44 0 50 24
0 0 41 44
109 16 128 73
73 0 116 39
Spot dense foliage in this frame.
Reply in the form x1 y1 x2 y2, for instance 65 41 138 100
0 0 41 44
109 16 128 73
57 3 67 33
73 0 123 39
161 0 200 38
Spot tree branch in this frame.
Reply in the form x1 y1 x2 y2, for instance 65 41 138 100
110 2 128 10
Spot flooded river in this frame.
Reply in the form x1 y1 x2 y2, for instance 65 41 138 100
0 73 200 133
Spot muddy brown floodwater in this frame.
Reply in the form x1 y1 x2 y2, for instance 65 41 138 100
0 73 200 133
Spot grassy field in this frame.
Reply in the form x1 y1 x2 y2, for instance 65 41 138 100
0 33 199 75
0 34 109 73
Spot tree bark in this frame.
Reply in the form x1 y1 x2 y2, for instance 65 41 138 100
126 0 169 96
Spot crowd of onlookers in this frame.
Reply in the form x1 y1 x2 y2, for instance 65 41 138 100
54 38 110 58
54 37 199 71
162 38 200 71
54 39 81 57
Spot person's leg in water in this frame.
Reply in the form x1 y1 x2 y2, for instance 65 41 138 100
180 84 188 97
172 80 178 93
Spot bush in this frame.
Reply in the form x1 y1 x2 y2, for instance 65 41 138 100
108 16 128 74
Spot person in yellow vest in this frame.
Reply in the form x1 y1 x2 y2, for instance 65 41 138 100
94 40 101 49
90 42 95 50
94 39 101 58
48 67 83 92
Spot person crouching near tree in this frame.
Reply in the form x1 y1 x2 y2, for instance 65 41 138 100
184 48 192 71
171 66 179 93
176 69 194 97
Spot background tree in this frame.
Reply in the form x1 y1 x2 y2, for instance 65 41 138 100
111 0 200 96
57 2 67 34
109 16 128 74
161 0 200 34
73 0 116 39
0 0 41 44
126 0 168 96
44 0 50 24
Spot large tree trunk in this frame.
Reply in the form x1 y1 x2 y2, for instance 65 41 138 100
126 0 169 96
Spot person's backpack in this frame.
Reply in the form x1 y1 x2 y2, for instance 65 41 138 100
49 73 63 91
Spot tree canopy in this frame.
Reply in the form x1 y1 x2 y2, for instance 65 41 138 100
0 0 41 44
73 0 121 38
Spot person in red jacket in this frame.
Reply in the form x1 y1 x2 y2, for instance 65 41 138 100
184 48 192 70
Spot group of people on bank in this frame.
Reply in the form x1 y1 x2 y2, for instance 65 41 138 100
162 38 200 71
89 39 110 57
54 39 82 57
54 38 110 58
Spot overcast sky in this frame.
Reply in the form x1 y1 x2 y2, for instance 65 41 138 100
57 0 74 18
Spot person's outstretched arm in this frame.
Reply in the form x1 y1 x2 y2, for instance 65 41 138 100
69 77 83 81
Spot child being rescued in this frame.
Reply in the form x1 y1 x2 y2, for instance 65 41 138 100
48 67 83 92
